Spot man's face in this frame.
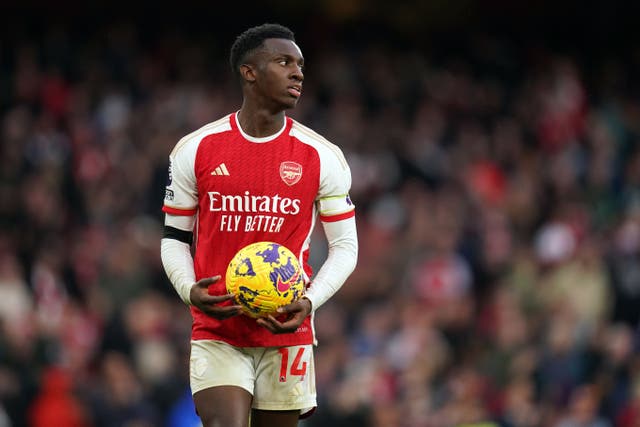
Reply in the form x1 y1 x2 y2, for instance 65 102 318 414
251 38 304 110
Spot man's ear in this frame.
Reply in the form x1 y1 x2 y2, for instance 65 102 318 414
240 64 256 83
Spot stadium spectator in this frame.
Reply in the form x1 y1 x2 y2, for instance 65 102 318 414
0 8 639 426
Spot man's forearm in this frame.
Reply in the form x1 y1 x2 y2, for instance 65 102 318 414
304 217 358 310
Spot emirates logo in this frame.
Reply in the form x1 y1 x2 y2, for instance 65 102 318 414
279 161 303 186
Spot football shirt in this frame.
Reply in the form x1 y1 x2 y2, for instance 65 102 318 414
163 112 355 347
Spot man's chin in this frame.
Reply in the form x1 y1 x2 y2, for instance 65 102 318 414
283 99 299 110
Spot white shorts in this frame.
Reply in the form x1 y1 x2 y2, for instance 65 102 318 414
190 340 317 413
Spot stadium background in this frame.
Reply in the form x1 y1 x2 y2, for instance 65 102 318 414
1 1 640 425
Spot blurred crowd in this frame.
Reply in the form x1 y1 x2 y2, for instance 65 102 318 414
1 16 640 427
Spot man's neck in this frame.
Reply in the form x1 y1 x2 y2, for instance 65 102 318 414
237 107 286 138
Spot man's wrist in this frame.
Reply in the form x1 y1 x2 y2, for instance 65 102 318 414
301 295 313 312
179 281 194 306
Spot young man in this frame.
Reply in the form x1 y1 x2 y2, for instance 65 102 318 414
160 23 358 427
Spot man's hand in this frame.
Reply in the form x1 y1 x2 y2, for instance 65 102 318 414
257 297 312 334
190 276 242 319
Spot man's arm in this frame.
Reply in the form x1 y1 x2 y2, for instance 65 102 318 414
256 216 357 334
304 216 358 311
160 214 197 304
161 213 243 318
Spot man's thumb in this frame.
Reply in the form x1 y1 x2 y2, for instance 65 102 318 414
196 275 221 287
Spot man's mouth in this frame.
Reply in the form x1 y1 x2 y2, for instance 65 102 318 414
288 86 302 98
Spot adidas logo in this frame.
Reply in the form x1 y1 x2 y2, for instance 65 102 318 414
211 163 230 176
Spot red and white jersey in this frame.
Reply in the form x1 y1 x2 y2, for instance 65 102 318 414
162 112 355 347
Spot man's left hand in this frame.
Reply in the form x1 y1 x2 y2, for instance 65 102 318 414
256 297 312 334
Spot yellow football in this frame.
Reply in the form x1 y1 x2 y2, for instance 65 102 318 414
226 241 305 318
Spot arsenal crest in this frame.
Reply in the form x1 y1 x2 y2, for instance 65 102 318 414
280 161 303 186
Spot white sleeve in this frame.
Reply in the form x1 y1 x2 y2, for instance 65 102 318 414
290 124 355 221
305 136 357 309
163 135 199 214
316 144 355 222
161 214 197 305
304 216 358 310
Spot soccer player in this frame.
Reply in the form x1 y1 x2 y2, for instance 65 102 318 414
160 23 358 427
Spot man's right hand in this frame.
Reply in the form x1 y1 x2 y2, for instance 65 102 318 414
189 276 243 319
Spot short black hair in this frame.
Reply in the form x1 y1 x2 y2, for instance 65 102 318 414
229 23 295 77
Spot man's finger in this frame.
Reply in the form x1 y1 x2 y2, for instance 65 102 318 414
199 293 237 304
256 317 277 333
258 314 297 334
276 304 294 314
211 305 243 317
196 275 221 287
277 298 311 314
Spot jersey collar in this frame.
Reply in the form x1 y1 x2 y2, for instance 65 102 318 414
233 111 288 143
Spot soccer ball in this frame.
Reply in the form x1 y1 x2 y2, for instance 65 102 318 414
226 241 305 318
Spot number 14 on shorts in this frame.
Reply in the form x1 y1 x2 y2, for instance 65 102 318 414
278 347 307 382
